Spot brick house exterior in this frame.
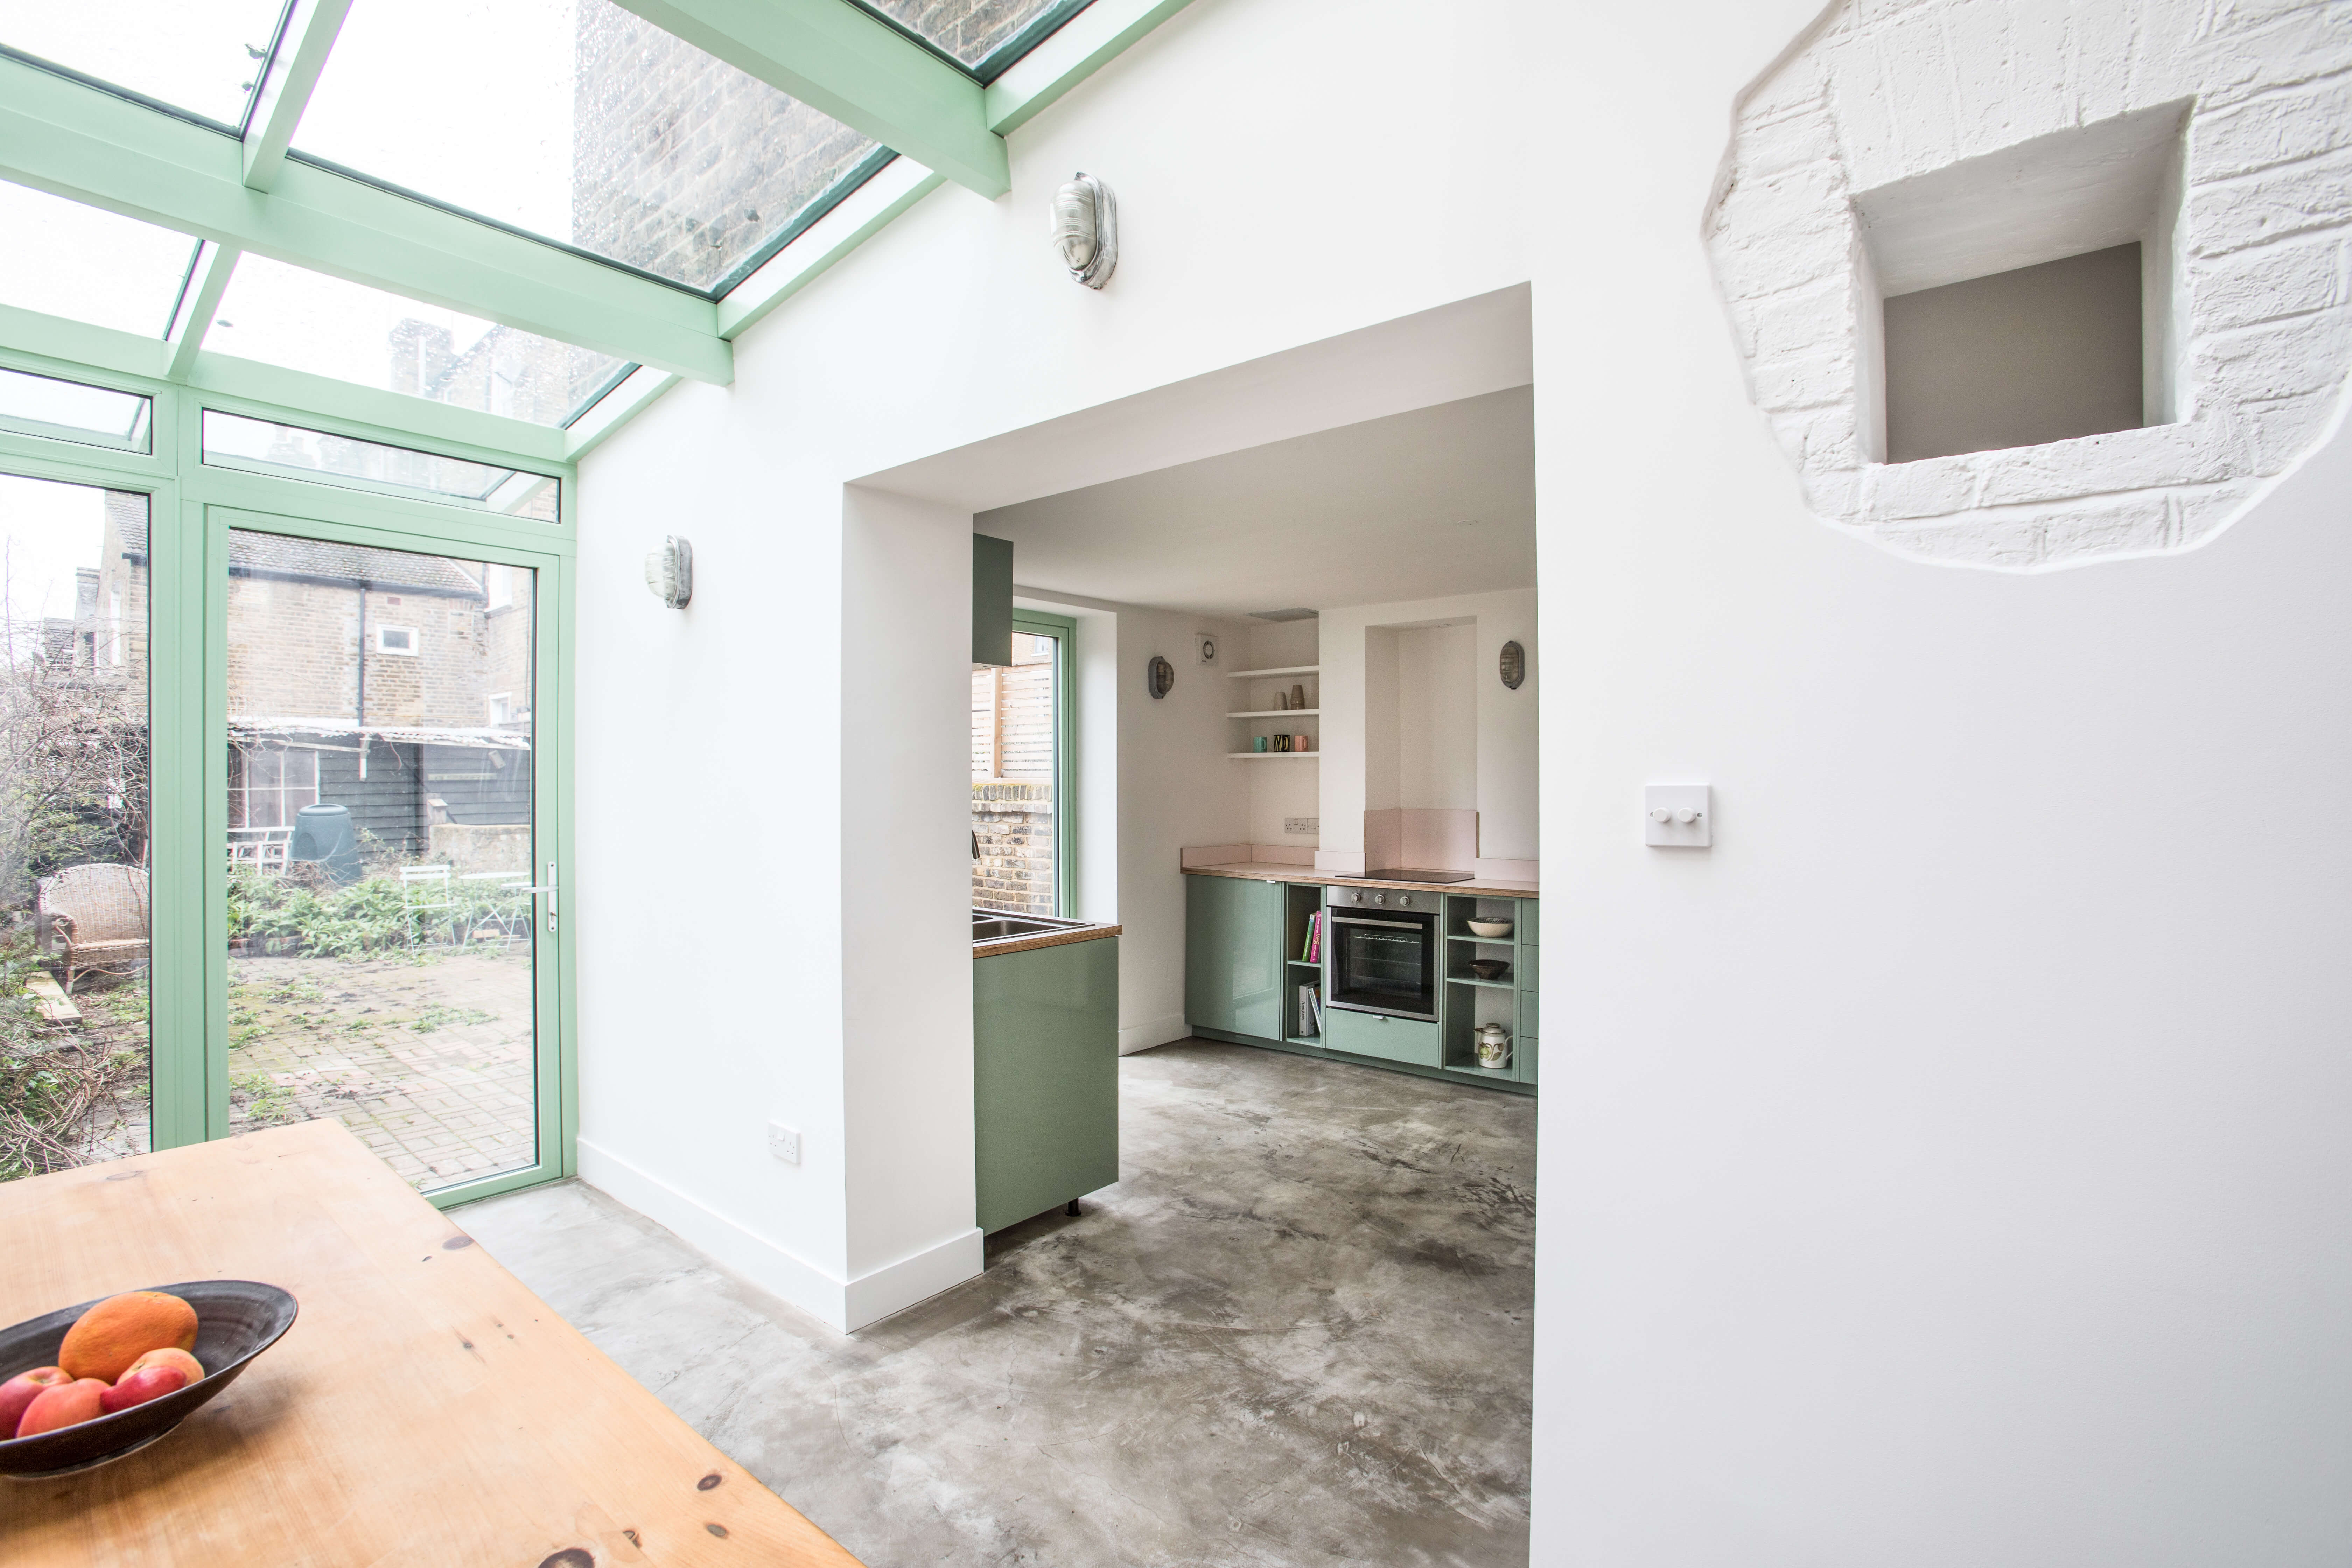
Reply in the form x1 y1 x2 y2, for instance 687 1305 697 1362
95 498 532 859
971 633 1056 915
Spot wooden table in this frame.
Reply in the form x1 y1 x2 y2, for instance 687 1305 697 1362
0 1120 863 1567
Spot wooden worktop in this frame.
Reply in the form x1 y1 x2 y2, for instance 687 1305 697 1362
1182 863 1540 898
972 921 1121 958
0 1120 863 1567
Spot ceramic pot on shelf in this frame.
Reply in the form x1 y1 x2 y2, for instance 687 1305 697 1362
1475 1022 1512 1069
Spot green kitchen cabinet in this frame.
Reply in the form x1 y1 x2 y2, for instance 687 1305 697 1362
973 533 1014 666
1185 875 1284 1041
1321 1006 1441 1067
974 934 1120 1233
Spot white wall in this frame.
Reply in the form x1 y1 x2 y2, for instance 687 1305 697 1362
1321 588 1538 863
572 0 2352 1554
1530 3 2352 1562
573 0 1527 1329
1395 622 1478 809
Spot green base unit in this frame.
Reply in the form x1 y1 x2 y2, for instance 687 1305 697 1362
974 935 1120 1234
1321 1006 1441 1067
1186 874 1284 1040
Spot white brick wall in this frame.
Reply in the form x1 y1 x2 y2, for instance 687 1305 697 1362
1706 0 2352 570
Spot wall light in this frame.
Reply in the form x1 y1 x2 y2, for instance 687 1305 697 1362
644 536 693 608
1051 172 1118 289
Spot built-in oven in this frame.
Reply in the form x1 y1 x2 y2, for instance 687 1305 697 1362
1324 888 1439 1022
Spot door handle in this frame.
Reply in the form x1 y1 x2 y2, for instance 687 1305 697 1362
500 862 559 932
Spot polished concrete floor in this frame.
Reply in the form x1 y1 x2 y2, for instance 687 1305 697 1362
458 1040 1536 1566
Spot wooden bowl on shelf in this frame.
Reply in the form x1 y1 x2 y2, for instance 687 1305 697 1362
1466 959 1511 981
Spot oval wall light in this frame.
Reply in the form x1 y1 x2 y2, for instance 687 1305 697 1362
644 536 693 608
1051 172 1118 289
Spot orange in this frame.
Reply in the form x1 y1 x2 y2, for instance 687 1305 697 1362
58 1290 199 1383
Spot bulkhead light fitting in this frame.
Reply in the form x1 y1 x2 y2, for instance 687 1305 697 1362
645 536 693 608
1050 173 1117 289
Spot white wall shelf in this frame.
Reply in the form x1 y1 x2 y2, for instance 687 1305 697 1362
1226 707 1321 719
1226 752 1321 760
1225 664 1321 680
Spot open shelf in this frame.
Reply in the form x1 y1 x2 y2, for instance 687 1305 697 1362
1447 975 1515 990
1225 664 1320 680
1446 932 1513 943
1226 751 1320 760
1226 708 1321 718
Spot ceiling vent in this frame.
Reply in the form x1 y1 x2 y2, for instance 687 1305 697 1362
1246 608 1318 622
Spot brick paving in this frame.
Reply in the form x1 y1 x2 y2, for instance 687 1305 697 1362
227 949 536 1192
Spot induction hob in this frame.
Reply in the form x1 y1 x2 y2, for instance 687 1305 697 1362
1335 868 1475 884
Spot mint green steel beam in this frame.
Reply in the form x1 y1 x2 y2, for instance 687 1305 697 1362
0 57 733 384
984 0 1199 134
0 302 169 380
603 0 1009 198
242 0 354 192
166 242 241 380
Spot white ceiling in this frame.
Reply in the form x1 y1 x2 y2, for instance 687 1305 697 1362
974 385 1535 619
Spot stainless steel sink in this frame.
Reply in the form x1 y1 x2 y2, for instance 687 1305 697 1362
972 911 1087 943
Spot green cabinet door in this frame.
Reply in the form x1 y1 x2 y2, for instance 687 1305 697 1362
975 936 1120 1233
1186 875 1284 1041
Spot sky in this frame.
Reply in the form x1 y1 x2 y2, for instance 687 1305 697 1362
0 474 113 663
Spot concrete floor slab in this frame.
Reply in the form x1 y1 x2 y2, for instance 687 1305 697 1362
458 1040 1535 1566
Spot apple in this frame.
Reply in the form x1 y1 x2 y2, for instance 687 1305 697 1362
99 1362 189 1414
14 1378 108 1437
122 1347 203 1386
0 1367 69 1439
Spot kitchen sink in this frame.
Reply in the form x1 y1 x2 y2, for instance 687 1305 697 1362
972 911 1087 943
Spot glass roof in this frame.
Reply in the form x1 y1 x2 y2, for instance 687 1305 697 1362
0 1 290 129
854 0 1086 76
0 367 153 453
203 410 561 519
294 0 885 294
0 180 201 336
207 254 630 427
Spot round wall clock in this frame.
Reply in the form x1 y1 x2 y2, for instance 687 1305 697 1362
1146 655 1175 699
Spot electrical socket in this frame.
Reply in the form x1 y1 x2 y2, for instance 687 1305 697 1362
767 1122 801 1165
1285 817 1320 835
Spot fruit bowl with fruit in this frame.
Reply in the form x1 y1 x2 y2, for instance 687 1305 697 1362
0 1281 297 1478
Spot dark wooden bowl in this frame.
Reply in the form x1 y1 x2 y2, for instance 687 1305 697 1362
1466 959 1511 981
0 1280 297 1478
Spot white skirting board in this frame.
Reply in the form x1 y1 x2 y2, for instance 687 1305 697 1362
1120 1011 1190 1055
577 1137 984 1332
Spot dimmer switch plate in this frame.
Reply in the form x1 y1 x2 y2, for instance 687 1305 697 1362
1644 784 1712 848
767 1122 801 1164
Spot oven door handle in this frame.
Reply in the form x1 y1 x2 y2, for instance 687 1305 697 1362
1329 916 1427 930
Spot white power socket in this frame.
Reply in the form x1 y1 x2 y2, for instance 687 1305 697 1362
1284 817 1320 835
767 1122 801 1165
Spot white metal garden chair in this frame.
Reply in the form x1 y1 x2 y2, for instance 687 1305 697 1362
400 864 462 948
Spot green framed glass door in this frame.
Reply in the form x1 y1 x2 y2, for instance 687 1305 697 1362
206 503 567 1206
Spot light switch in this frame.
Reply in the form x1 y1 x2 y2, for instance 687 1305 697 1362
1644 784 1711 848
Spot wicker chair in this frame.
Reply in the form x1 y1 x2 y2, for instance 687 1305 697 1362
39 863 152 994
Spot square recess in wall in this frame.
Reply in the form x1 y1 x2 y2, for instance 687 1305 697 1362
1856 101 2189 464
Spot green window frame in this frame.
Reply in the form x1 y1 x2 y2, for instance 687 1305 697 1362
0 342 577 1211
1009 608 1077 917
